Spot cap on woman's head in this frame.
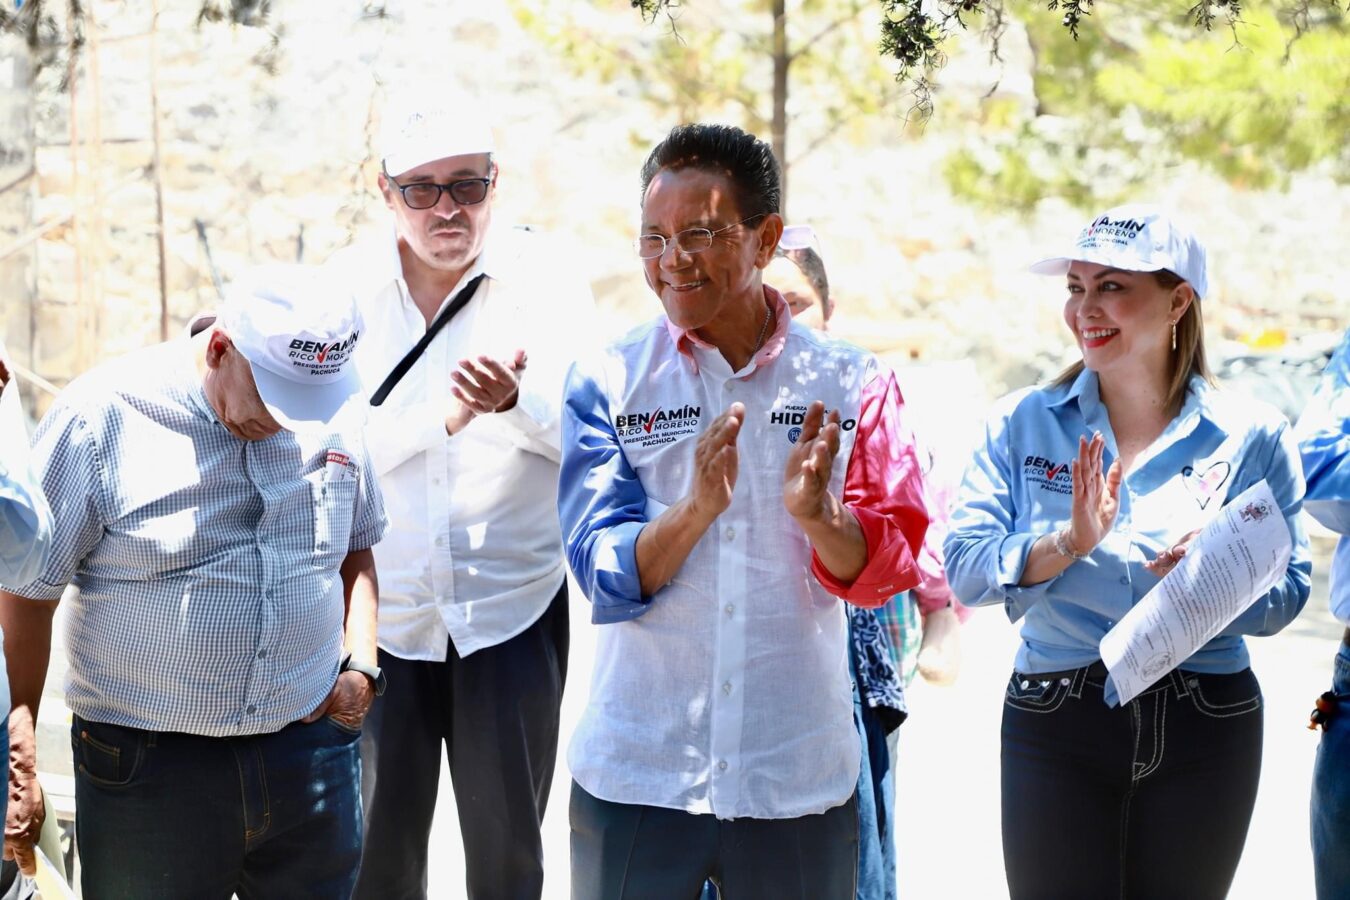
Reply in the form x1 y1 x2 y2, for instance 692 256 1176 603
1030 203 1208 299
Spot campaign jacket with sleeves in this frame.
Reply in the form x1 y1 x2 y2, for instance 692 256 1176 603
1297 329 1350 625
329 223 596 660
558 287 929 820
944 368 1311 678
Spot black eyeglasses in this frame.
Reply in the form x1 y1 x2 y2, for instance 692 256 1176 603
383 164 492 209
634 215 766 259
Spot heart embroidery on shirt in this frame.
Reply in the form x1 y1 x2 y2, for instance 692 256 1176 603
1181 461 1231 509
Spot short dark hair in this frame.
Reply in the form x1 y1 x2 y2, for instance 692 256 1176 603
639 124 781 217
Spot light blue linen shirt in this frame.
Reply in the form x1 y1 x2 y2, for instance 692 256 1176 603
0 361 55 722
1297 330 1350 626
945 369 1311 676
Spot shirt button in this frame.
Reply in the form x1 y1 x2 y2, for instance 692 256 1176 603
264 589 275 599
317 541 328 551
722 681 732 695
725 604 735 615
725 527 736 541
246 705 257 714
718 760 728 771
257 649 268 659
321 486 328 496
1119 576 1129 585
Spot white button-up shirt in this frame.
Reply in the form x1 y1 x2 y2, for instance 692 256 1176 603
329 223 596 659
559 289 930 819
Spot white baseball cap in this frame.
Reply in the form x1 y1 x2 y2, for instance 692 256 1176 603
379 88 495 178
219 264 365 433
1030 203 1209 299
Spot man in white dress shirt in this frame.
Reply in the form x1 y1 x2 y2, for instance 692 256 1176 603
334 90 595 899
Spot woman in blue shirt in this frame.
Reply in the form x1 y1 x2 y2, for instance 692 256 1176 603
944 204 1311 899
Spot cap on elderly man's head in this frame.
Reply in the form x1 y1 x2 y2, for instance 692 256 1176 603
1029 203 1209 300
379 88 495 178
219 264 365 432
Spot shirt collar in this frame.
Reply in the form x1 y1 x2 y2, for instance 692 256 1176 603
663 285 792 376
366 217 506 313
1050 366 1217 450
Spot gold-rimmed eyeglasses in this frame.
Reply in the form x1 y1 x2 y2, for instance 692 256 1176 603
634 215 765 260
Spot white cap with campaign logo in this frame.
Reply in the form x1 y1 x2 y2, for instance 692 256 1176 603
1029 203 1209 299
220 264 365 432
380 88 495 178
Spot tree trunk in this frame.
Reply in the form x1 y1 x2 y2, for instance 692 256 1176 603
771 0 788 215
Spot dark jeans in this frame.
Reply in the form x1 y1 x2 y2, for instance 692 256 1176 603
1311 637 1350 899
72 713 362 900
570 782 858 900
1001 662 1263 900
355 582 569 900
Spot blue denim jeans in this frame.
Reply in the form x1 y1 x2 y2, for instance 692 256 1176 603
1311 639 1350 899
1001 662 1262 900
72 714 362 900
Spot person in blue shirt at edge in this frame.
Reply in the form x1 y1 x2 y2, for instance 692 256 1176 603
943 204 1311 900
1296 331 1350 900
0 343 54 884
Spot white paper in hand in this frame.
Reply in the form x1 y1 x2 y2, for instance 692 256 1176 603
1099 479 1292 706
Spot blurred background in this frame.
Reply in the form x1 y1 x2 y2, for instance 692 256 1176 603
2 0 1346 417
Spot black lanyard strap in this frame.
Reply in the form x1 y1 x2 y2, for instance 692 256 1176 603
369 273 487 407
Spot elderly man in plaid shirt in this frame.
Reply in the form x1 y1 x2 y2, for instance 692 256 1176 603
0 266 386 899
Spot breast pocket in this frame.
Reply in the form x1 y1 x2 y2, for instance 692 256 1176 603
309 474 358 569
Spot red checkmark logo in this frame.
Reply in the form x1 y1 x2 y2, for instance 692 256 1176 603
1045 463 1067 481
643 408 662 433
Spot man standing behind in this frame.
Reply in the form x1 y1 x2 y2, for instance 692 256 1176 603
1 268 386 898
332 91 593 899
559 123 931 898
1298 329 1350 899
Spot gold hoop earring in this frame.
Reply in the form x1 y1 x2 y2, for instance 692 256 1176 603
1171 321 1177 352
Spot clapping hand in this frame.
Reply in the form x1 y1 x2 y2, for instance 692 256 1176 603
1066 432 1123 556
1144 529 1201 577
688 403 744 522
445 349 527 435
783 401 841 523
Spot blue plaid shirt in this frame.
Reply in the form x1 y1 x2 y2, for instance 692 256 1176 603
2 339 386 737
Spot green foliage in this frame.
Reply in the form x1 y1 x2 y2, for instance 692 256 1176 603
516 1 897 169
945 0 1350 211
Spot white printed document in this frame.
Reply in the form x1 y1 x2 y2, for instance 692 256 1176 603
1099 479 1292 706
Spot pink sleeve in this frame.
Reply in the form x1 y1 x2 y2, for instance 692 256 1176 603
912 519 970 620
810 368 930 607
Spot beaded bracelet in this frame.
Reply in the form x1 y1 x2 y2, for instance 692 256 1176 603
1053 529 1089 561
